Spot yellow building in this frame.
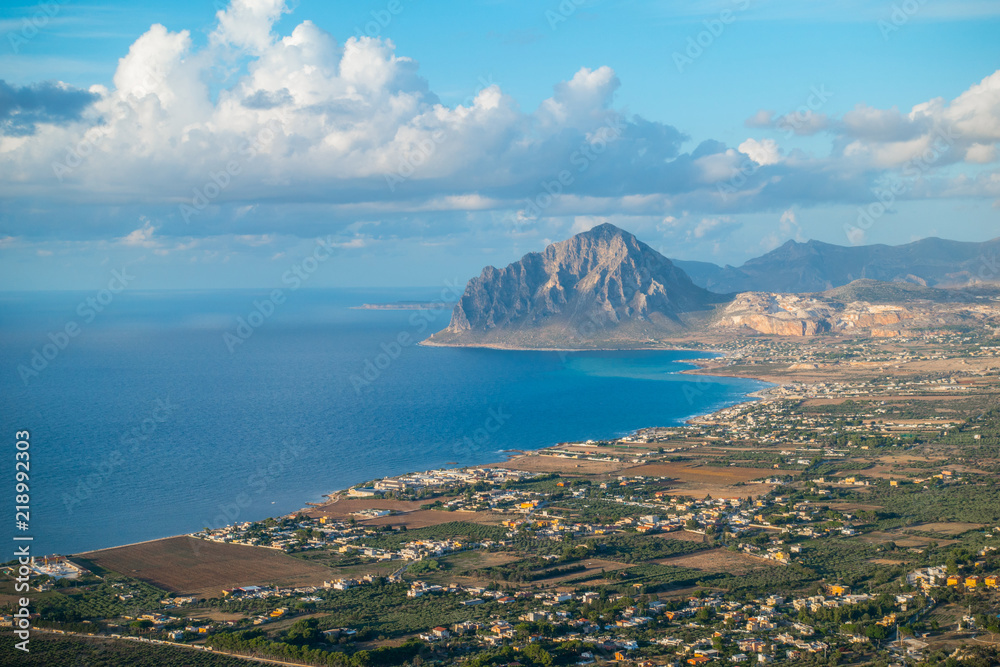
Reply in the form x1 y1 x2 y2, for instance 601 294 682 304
947 575 961 587
829 584 849 596
985 575 998 589
965 576 981 589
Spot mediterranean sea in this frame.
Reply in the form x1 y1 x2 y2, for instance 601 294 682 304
0 289 769 555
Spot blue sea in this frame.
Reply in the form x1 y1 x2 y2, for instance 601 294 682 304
0 289 769 555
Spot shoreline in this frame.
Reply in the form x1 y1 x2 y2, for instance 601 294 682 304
417 338 721 354
80 345 775 556
294 344 776 517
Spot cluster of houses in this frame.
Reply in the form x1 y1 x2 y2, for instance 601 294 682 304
409 589 860 664
349 467 536 498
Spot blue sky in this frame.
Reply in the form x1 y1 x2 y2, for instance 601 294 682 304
1 0 999 289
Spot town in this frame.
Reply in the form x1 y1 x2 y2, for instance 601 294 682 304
3 333 1000 666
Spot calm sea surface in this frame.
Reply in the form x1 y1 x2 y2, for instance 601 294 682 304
0 289 769 554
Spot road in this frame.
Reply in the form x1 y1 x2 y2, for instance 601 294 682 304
35 628 318 667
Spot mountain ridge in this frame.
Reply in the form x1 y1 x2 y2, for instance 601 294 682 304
425 225 1000 348
671 236 1000 293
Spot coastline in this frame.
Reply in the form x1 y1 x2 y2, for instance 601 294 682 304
294 344 776 518
418 338 718 353
81 344 774 555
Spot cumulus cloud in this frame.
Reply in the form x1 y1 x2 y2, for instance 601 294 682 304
775 110 831 136
211 0 290 54
536 66 620 130
966 143 997 164
745 109 775 128
119 219 158 247
738 138 783 166
835 72 1000 173
1 0 999 249
0 80 99 135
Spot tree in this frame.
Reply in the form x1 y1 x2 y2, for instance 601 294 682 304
286 618 321 645
522 644 553 667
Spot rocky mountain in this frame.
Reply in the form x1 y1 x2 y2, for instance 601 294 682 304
672 236 1000 294
426 223 723 347
713 280 1000 338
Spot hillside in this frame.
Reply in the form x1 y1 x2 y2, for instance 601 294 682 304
672 237 1000 293
425 224 724 348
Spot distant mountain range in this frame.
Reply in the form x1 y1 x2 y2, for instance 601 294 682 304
425 225 1000 348
672 236 1000 293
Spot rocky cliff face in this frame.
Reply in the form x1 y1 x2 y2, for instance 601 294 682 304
715 292 912 337
427 223 719 347
713 285 1000 337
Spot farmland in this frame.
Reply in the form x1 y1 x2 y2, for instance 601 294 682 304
77 536 333 599
655 548 780 575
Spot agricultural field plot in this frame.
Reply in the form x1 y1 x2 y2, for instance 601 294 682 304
541 559 635 585
822 501 885 512
304 496 432 522
496 453 627 475
76 536 333 598
359 509 502 529
399 551 522 588
652 530 711 544
669 485 768 500
924 603 968 633
847 466 923 480
902 522 986 536
289 551 404 579
623 462 793 485
655 548 779 575
856 532 958 549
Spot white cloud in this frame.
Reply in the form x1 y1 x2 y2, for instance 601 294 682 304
536 66 620 130
211 0 289 54
689 216 740 241
738 138 783 166
745 109 775 128
1 0 999 248
570 216 608 234
965 143 997 164
119 220 158 247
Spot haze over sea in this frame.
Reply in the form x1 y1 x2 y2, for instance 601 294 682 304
0 289 768 555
